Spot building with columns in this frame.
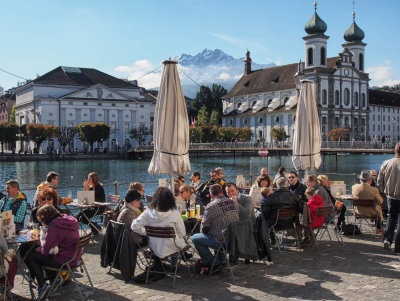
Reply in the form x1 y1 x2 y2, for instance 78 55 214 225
14 66 156 152
222 4 399 144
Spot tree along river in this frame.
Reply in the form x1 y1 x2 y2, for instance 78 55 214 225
0 153 393 203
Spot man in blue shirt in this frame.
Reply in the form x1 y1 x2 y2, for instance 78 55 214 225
0 180 28 232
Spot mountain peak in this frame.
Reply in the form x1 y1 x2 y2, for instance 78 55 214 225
178 48 236 66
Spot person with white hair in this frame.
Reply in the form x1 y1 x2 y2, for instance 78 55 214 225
260 177 301 244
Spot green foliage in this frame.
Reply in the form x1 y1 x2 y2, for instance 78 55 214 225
209 110 220 126
129 125 150 145
328 128 349 141
0 123 18 153
270 127 289 142
26 124 59 149
8 105 15 124
190 84 227 125
56 126 79 152
189 126 252 143
77 122 110 152
196 106 209 126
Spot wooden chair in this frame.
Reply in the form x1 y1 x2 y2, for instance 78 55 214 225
353 199 378 237
144 226 192 288
268 208 302 255
102 195 121 227
43 233 94 300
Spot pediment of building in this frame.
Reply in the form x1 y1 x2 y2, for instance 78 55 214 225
60 84 133 101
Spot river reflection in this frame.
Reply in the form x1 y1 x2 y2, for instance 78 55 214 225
0 153 393 202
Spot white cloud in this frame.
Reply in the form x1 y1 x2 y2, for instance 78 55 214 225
216 72 231 80
114 60 163 89
367 62 400 87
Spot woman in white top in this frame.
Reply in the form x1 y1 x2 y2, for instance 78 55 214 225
131 187 186 260
249 175 272 206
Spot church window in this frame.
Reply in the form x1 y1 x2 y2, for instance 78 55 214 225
373 125 375 131
252 100 257 107
229 119 233 126
378 115 380 121
322 90 327 105
49 113 53 117
383 115 385 122
335 90 340 106
243 118 248 125
284 97 289 105
320 47 326 65
259 117 263 124
237 102 242 109
344 116 349 127
361 93 366 107
267 99 273 106
307 48 314 65
359 53 364 71
275 116 280 123
344 88 350 106
378 125 380 131
383 125 385 131
373 115 375 121
354 92 359 107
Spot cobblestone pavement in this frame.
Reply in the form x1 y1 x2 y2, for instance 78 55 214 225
11 228 400 301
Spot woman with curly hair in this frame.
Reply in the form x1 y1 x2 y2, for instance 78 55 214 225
249 174 271 205
30 187 59 224
131 187 186 277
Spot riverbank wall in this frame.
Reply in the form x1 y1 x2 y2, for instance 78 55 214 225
0 153 122 162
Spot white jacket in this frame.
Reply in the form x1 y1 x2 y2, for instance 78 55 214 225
131 208 186 258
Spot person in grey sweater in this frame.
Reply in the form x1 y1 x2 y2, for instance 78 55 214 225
226 183 255 222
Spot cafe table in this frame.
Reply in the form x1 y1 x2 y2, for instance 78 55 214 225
66 201 113 233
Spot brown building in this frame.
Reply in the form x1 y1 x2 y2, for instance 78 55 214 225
0 93 16 124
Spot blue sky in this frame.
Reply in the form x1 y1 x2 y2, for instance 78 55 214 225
0 0 399 90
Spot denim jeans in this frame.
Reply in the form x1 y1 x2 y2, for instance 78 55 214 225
384 198 400 248
192 233 226 266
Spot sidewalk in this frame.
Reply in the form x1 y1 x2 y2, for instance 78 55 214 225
11 230 400 301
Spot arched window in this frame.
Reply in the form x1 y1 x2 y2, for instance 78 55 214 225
307 47 314 65
252 100 257 107
229 119 233 126
243 118 248 125
322 89 327 105
320 47 326 65
258 117 263 124
275 116 280 123
361 93 366 107
267 99 273 106
359 53 364 71
335 90 340 106
344 88 350 106
237 102 242 109
284 97 289 105
354 92 359 107
345 116 350 128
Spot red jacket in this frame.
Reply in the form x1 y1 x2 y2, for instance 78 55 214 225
307 195 325 228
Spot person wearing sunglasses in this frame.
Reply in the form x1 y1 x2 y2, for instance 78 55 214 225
288 171 308 206
30 187 59 224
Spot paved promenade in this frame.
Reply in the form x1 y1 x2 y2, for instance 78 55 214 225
11 230 400 301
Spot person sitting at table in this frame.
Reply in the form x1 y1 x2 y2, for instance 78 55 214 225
260 177 301 245
25 204 80 300
306 175 334 220
302 187 325 247
226 183 255 222
317 175 347 231
76 172 105 235
30 187 60 224
273 166 286 186
288 171 308 206
0 233 18 290
352 170 384 232
180 184 204 235
0 180 28 232
32 171 73 208
190 171 202 192
117 190 147 246
370 169 378 187
249 175 271 206
131 187 187 277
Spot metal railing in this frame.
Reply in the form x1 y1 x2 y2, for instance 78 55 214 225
135 141 396 151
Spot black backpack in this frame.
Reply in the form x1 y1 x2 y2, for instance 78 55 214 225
197 181 213 206
341 224 361 236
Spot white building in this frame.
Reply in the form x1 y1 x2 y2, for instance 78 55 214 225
222 4 399 143
14 66 156 152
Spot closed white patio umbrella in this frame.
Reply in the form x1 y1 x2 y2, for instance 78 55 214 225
292 80 322 172
148 60 191 186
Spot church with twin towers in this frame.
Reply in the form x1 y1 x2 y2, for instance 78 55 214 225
222 3 400 144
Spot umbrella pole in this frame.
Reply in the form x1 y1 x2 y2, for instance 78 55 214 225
170 173 175 192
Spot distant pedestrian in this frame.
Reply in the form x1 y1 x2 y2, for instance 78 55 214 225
378 143 400 253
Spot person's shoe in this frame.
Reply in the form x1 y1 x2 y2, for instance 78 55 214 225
182 252 193 262
37 283 50 301
383 240 391 250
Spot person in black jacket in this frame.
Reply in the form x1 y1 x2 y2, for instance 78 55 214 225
260 177 301 244
288 171 307 207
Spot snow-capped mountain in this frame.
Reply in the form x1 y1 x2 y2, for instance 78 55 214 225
173 49 274 97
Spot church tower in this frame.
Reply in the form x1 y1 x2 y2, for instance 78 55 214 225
343 11 366 72
303 2 329 69
244 50 252 75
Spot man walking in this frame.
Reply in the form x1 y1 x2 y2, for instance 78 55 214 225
378 143 400 253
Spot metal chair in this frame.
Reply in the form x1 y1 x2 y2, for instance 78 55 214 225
143 226 192 288
267 208 302 255
43 233 94 301
304 206 343 253
102 195 121 227
353 199 379 237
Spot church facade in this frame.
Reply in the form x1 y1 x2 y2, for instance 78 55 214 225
222 4 399 144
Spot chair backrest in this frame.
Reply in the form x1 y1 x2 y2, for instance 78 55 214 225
315 206 333 217
107 195 120 203
272 208 298 227
77 232 92 250
353 199 375 208
144 226 175 239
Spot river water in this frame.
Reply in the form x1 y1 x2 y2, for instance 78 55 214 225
0 153 393 202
